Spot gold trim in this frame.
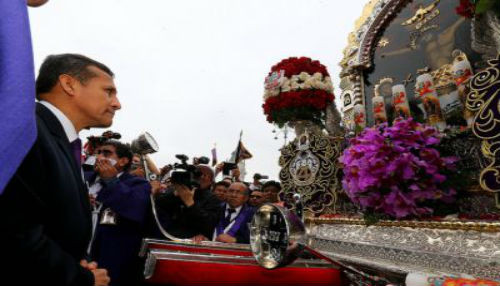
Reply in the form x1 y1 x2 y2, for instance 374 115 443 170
307 217 500 232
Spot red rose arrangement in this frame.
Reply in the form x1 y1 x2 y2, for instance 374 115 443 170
262 57 334 127
455 0 500 19
455 0 475 18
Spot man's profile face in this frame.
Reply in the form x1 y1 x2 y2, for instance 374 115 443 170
74 66 121 128
249 191 266 207
226 183 248 209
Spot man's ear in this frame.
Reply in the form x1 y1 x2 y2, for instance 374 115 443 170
58 74 78 97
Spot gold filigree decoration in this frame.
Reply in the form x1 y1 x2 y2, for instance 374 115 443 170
466 54 500 206
307 217 500 232
401 0 440 27
377 37 390 48
278 130 342 214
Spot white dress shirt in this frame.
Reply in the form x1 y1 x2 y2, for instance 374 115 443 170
212 204 243 240
39 100 78 143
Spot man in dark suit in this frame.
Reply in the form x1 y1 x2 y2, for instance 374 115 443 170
0 54 120 286
213 182 255 244
86 140 151 286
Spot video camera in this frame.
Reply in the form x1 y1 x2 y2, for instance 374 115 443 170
254 173 269 181
86 131 121 151
170 154 202 189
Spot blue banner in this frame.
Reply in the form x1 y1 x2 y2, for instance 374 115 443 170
0 0 37 194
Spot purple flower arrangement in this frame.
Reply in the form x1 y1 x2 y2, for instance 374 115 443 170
340 118 458 219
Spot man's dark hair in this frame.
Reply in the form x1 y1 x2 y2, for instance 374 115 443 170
102 140 133 171
214 181 230 188
36 53 114 98
262 180 282 192
197 165 215 183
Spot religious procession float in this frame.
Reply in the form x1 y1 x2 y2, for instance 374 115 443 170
139 1 500 285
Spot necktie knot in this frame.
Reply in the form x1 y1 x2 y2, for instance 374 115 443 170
70 138 82 167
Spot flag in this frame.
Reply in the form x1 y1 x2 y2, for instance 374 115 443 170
237 141 252 162
229 131 253 164
0 1 37 194
211 144 217 167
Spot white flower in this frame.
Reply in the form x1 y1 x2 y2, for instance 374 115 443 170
312 72 323 81
298 72 309 81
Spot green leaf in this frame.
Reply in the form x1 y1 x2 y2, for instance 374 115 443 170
475 0 496 14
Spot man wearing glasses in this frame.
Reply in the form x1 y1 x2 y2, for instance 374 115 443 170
213 182 255 244
86 140 151 286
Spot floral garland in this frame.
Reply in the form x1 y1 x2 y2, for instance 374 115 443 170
262 57 334 127
340 118 458 219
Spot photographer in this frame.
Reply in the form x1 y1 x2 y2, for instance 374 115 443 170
154 164 221 239
250 173 268 191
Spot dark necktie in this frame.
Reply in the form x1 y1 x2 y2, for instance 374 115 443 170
223 208 236 228
70 138 82 167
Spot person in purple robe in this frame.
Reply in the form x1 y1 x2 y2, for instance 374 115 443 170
85 140 151 286
213 182 255 244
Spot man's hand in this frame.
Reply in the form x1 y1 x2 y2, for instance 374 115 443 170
231 168 241 182
215 162 224 174
80 259 97 271
129 167 145 178
95 158 118 179
92 268 110 286
80 260 110 286
173 184 195 207
215 233 237 243
192 234 209 244
150 180 166 195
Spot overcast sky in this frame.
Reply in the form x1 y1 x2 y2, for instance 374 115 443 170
29 0 368 181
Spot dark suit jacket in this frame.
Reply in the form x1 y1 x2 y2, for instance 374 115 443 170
216 204 255 244
0 103 94 286
86 171 151 286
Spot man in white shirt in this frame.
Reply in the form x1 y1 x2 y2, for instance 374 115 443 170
213 182 255 244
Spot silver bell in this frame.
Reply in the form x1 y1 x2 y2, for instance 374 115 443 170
100 208 117 225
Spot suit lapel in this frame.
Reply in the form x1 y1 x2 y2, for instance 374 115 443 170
36 103 91 214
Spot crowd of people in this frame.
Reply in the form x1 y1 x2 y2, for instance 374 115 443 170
81 131 284 284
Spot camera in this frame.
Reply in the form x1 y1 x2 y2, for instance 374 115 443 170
170 154 202 189
254 173 269 181
222 162 238 176
86 131 121 151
